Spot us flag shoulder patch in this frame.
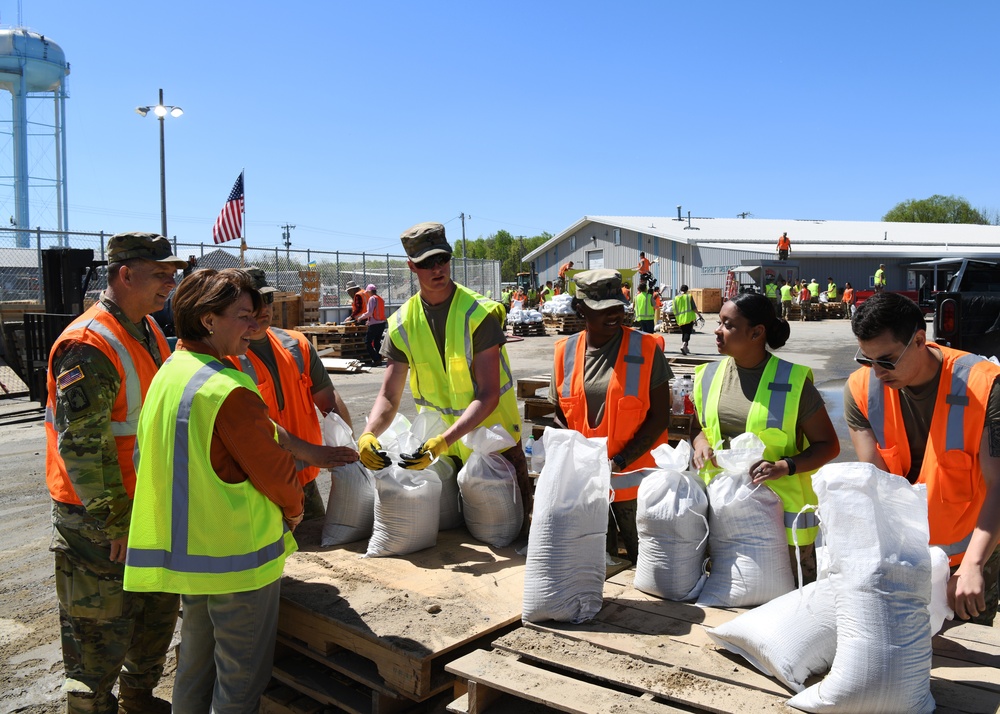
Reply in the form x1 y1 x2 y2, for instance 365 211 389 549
56 365 85 390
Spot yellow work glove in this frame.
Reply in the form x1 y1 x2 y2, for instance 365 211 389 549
358 432 392 471
399 434 449 470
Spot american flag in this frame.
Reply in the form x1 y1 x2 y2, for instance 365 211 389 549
212 172 244 244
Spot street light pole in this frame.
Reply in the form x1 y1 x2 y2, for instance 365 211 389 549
136 89 183 238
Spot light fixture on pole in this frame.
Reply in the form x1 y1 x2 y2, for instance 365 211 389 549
136 88 183 238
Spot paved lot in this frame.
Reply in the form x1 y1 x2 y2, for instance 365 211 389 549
0 313 871 711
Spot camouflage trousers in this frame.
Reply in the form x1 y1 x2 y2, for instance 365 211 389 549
51 522 179 714
950 545 1000 627
302 478 326 521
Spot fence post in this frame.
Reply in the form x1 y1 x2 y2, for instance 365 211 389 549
36 227 43 303
335 252 340 305
385 254 391 305
362 252 367 288
274 247 280 290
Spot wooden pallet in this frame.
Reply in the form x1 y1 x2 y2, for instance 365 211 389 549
511 322 546 337
295 324 367 336
657 310 682 334
446 568 1000 714
523 398 555 422
516 376 550 400
316 342 368 359
788 303 821 321
276 524 532 706
664 355 715 379
542 315 585 335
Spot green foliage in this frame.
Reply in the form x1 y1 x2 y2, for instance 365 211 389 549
882 195 989 224
453 230 552 281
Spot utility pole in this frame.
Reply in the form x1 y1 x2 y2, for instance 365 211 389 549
281 223 296 287
460 212 469 285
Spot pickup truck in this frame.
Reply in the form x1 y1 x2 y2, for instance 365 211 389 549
933 259 1000 359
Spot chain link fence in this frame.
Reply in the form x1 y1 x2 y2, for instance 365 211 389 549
0 227 502 309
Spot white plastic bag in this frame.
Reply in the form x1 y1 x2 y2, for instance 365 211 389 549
788 463 935 714
458 425 522 547
522 428 610 623
697 433 793 608
634 442 709 601
320 412 375 546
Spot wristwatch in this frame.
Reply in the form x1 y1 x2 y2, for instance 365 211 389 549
783 456 797 475
612 454 627 471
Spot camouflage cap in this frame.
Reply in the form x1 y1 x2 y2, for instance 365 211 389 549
107 232 186 265
247 267 277 294
400 222 452 262
574 269 629 311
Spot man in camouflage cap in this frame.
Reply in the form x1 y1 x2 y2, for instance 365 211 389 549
46 232 185 713
358 222 532 521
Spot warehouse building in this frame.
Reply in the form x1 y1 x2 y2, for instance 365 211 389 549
525 212 1000 302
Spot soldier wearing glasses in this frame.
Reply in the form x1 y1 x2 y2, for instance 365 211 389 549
357 222 531 518
845 291 1000 624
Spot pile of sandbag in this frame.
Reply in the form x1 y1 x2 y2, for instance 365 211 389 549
458 425 522 547
320 412 375 546
540 294 575 315
707 462 950 713
522 428 609 624
508 307 544 324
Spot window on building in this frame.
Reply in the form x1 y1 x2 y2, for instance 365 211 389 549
613 228 621 246
570 235 576 251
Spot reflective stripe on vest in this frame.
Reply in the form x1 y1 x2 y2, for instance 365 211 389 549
127 358 288 574
237 354 257 384
271 328 305 372
561 331 644 401
611 468 653 494
87 318 143 436
673 293 696 326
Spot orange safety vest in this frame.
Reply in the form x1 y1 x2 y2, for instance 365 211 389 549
554 328 670 501
351 290 369 320
842 288 855 304
777 235 791 250
230 327 322 485
848 343 1000 565
45 304 169 504
368 294 386 322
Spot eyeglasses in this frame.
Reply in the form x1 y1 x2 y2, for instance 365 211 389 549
855 329 917 371
261 292 274 305
414 253 451 270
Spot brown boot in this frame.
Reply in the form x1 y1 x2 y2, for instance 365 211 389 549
118 686 171 714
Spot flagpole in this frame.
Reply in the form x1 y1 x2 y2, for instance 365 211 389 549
239 168 247 267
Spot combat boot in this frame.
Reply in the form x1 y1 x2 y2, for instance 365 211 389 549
117 686 171 714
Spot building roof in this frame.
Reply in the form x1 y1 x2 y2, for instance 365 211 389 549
525 215 1000 262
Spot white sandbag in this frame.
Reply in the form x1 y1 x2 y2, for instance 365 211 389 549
320 412 375 546
788 463 934 714
364 413 444 558
634 442 709 601
697 433 793 608
707 578 837 693
929 546 954 636
458 425 522 547
522 428 610 624
432 456 463 530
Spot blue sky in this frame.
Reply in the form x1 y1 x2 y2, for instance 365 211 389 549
2 1 998 253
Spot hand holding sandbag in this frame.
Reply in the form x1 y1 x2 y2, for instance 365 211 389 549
358 432 391 471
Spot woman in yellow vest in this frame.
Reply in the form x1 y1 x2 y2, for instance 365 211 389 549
691 292 840 583
550 269 673 564
124 269 358 712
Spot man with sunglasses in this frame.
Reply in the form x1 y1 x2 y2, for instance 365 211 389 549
230 268 354 520
844 292 1000 624
358 222 530 519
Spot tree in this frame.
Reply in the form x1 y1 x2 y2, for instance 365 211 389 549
882 195 989 224
452 230 551 281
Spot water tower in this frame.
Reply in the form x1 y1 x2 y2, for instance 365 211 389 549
0 28 69 247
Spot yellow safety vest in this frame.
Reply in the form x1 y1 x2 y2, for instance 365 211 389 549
634 291 655 321
124 351 296 595
673 293 696 326
388 284 521 459
827 283 837 299
807 282 819 298
765 283 778 298
693 355 819 545
780 284 793 301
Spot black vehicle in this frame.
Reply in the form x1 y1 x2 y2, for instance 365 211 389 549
933 259 1000 359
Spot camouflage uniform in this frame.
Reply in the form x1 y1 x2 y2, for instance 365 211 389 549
49 240 181 714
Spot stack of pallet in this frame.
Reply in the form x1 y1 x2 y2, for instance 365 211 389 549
510 321 545 337
299 270 321 325
787 301 821 321
294 324 368 360
542 314 585 335
820 301 848 319
272 293 304 329
516 376 554 441
658 308 682 333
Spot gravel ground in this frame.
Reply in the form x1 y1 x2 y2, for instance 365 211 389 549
0 315 867 712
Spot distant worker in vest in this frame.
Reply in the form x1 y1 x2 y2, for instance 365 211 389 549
634 282 656 333
826 277 838 302
779 279 794 320
874 263 887 292
45 232 186 714
797 280 812 321
635 251 653 286
621 280 632 302
363 283 388 367
842 281 856 319
777 231 791 260
358 222 531 517
672 285 703 356
692 293 840 582
343 280 369 323
845 292 1000 624
557 260 574 289
539 280 554 304
548 269 673 564
764 275 779 316
124 269 358 712
231 268 354 521
807 278 820 303
652 286 663 312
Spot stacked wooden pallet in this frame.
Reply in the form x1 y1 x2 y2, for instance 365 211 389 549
511 321 546 337
787 302 821 321
294 324 368 359
446 568 1000 714
273 293 304 329
657 309 682 334
542 314 585 335
516 376 554 441
820 301 848 319
299 270 321 325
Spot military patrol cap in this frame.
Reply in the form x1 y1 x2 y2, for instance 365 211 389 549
247 267 277 294
107 232 186 265
400 222 452 262
574 269 629 311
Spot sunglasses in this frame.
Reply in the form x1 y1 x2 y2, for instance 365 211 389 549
261 291 274 305
414 253 451 270
855 329 917 371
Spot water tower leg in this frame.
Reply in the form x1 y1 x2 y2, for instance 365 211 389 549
12 74 30 248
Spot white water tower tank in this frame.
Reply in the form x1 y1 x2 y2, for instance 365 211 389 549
0 28 70 247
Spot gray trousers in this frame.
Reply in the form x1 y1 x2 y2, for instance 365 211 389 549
173 579 282 714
